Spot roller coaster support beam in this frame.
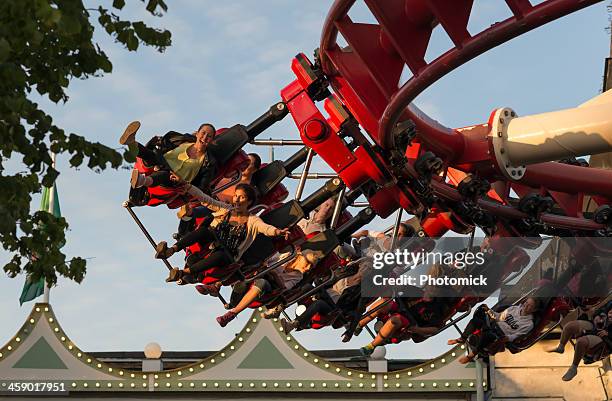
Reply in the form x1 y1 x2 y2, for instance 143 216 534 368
490 90 612 180
123 201 173 271
281 53 413 217
246 102 289 138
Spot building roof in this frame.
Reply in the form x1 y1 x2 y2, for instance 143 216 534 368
0 303 481 396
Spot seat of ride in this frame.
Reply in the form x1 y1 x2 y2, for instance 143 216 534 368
252 161 287 196
207 124 251 165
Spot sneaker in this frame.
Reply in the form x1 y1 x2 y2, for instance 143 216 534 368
262 305 283 319
217 311 237 327
359 345 375 357
177 274 195 286
341 324 362 343
280 318 298 334
562 365 578 381
447 338 464 346
155 241 176 259
119 121 141 145
165 268 183 283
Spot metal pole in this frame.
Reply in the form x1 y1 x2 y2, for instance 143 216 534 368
288 173 336 179
475 359 485 401
123 201 173 271
390 208 403 250
330 187 346 229
43 153 57 304
364 325 376 339
251 139 304 146
468 229 475 250
553 237 561 282
294 148 314 201
269 141 275 162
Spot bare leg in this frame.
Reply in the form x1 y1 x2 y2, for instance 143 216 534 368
549 320 592 353
459 352 476 364
230 287 262 315
562 337 588 381
216 286 263 327
368 316 402 348
358 298 391 328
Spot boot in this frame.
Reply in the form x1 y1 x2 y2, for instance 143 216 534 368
216 311 237 327
280 318 299 334
165 268 183 283
119 121 141 145
155 241 176 259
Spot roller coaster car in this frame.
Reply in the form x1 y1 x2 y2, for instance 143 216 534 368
128 129 250 208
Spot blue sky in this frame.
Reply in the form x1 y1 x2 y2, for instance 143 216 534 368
1 1 610 360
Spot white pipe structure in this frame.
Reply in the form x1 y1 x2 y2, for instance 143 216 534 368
490 89 612 180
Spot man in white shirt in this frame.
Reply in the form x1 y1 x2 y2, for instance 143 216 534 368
448 297 539 364
298 198 335 235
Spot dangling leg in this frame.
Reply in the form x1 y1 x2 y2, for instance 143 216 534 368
358 298 391 329
448 304 488 345
282 299 334 334
217 279 271 327
548 320 593 353
360 315 403 356
166 249 231 283
156 222 216 259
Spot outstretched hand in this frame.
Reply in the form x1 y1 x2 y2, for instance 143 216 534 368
277 228 290 240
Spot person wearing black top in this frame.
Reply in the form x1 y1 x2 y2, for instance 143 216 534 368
548 300 612 381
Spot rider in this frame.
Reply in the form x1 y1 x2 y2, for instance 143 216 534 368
548 300 612 381
215 153 262 203
120 121 217 192
298 197 336 235
216 249 320 327
154 183 290 283
448 297 540 364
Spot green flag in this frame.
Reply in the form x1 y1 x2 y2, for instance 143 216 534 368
19 180 61 305
19 275 44 306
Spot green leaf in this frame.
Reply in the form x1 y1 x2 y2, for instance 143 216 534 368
125 30 139 51
58 15 82 35
112 0 126 10
1 0 171 287
0 38 11 62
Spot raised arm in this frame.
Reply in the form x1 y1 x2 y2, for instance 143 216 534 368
251 216 290 239
187 185 232 213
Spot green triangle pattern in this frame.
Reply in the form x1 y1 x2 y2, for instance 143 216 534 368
13 337 68 369
237 336 294 369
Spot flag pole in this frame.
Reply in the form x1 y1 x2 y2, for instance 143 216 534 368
43 152 57 304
